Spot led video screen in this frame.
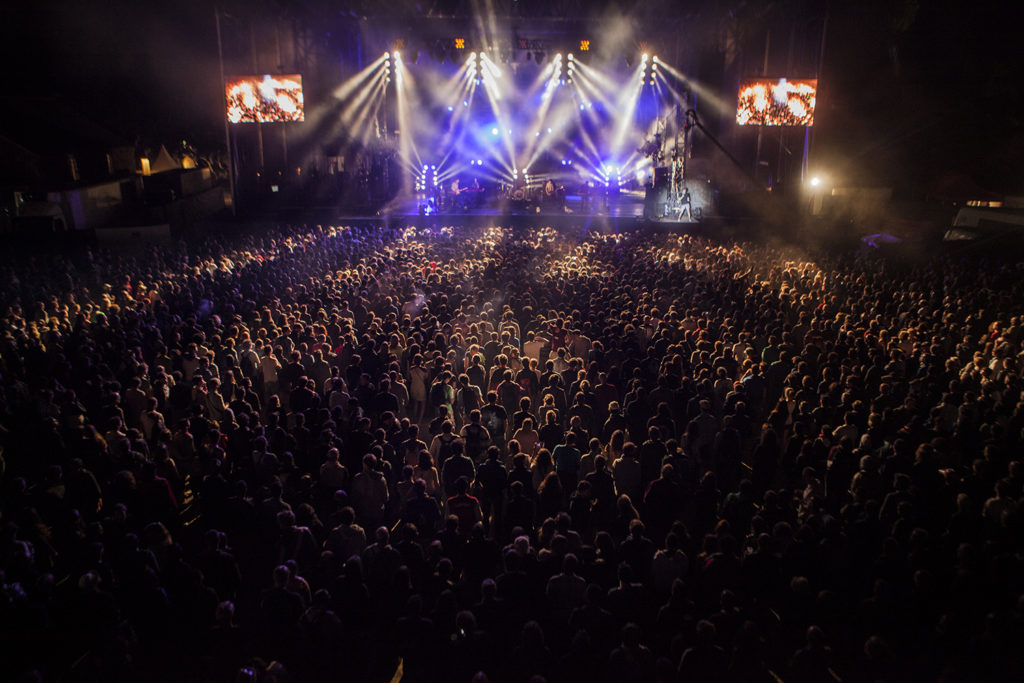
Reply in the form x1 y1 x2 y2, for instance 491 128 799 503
226 75 304 123
736 78 816 126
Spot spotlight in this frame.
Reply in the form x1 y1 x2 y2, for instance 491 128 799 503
810 176 821 187
393 51 401 60
447 106 454 111
555 53 562 60
567 53 574 61
491 127 499 136
653 55 659 63
469 52 477 60
642 53 649 61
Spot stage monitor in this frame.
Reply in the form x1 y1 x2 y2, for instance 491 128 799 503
226 74 304 123
736 78 816 126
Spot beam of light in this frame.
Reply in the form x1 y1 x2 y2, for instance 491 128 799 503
314 69 386 148
655 60 732 118
570 63 616 112
331 54 389 100
610 64 647 158
338 71 386 127
393 55 423 186
356 79 389 147
476 54 515 173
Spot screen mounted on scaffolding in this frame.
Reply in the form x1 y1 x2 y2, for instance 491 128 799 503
736 78 816 126
226 74 305 123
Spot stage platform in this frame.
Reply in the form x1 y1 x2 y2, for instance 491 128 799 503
337 189 701 232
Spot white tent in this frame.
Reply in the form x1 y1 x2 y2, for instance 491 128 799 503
150 145 179 173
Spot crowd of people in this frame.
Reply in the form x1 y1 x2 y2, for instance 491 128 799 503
1 221 1022 682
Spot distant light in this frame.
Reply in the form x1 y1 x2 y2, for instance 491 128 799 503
463 101 468 107
547 127 552 133
447 106 454 111
580 104 585 110
561 160 566 166
491 127 499 135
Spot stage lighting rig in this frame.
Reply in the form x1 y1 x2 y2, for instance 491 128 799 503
641 54 658 86
415 164 438 193
579 39 590 52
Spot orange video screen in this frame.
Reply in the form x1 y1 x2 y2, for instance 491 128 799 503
226 74 304 123
736 78 816 126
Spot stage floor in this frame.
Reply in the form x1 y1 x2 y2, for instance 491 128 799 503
345 189 700 231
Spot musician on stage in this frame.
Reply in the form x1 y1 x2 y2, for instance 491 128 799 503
678 187 692 220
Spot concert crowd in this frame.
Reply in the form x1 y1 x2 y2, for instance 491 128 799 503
1 222 1022 682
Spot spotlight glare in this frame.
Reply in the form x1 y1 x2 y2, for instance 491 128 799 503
642 53 649 61
810 176 821 187
393 51 401 60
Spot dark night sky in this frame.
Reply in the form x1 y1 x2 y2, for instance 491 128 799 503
2 0 1021 192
